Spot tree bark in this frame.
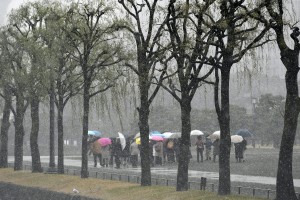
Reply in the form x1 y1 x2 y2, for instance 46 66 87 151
81 83 90 178
49 82 56 169
14 94 26 171
0 86 12 168
176 97 191 191
218 68 231 195
138 63 151 186
276 50 299 200
57 94 64 174
30 96 42 173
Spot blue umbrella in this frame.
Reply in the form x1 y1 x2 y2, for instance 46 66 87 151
88 130 102 137
150 130 161 135
150 131 165 138
235 129 252 138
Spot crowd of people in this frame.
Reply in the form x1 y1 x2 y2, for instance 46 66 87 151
88 135 247 168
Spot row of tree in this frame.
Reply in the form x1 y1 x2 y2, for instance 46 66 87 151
0 0 299 199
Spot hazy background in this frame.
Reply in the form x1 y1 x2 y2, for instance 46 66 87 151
0 0 299 155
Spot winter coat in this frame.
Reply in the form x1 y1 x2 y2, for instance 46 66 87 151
101 145 110 159
154 141 164 157
90 141 102 155
130 142 139 156
213 139 220 155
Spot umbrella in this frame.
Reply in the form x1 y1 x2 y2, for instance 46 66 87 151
97 138 112 147
135 135 152 144
208 131 220 140
162 132 174 138
150 133 165 138
235 129 252 138
231 135 243 143
134 132 140 139
117 132 126 150
191 130 204 136
150 130 161 135
169 132 181 138
88 130 102 137
150 135 164 141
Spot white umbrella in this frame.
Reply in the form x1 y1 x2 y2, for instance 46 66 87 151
133 132 140 139
208 131 220 140
162 132 174 138
190 130 204 136
117 132 126 150
169 132 181 138
231 135 243 143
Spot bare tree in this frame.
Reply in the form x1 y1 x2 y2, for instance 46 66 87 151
264 0 300 199
63 1 123 178
207 0 271 194
163 0 215 191
117 0 169 186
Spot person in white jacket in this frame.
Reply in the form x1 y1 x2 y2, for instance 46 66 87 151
130 140 139 168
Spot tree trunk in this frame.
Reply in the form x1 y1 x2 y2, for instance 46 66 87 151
57 95 64 174
81 84 90 178
276 50 299 200
49 82 55 169
176 98 191 191
139 77 151 186
218 68 231 195
30 96 42 173
0 86 12 168
14 94 26 171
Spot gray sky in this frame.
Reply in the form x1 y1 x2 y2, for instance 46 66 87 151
0 0 25 25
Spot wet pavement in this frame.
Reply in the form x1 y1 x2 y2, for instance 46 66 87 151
8 156 300 188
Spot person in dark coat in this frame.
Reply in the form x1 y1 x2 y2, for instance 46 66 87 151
166 139 175 163
173 139 180 162
235 139 247 162
212 139 220 162
114 138 122 168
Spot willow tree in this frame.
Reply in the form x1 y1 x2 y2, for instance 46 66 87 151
7 2 54 172
1 24 30 171
117 0 169 186
0 28 13 168
263 0 300 199
162 0 215 191
64 0 123 178
38 2 85 174
205 0 271 195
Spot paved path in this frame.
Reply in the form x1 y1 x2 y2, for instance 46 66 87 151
8 156 300 188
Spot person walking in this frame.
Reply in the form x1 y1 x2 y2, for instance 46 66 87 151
114 138 122 168
205 138 212 160
195 136 204 162
89 139 102 167
212 138 220 163
130 140 139 168
235 139 247 162
101 144 110 167
154 140 164 166
166 139 175 163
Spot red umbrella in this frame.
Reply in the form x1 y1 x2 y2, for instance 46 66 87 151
97 138 112 147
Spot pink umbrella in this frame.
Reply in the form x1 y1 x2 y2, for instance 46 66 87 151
151 135 164 141
97 138 112 147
